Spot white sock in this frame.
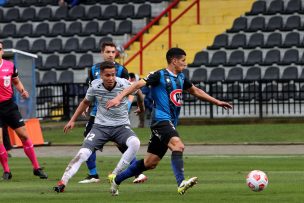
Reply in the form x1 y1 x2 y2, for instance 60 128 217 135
112 136 140 175
61 148 92 185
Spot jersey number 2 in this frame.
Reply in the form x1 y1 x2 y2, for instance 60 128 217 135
86 133 95 141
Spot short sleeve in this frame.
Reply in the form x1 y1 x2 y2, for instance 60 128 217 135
12 66 18 78
183 77 193 90
85 85 95 102
143 71 160 86
120 67 129 80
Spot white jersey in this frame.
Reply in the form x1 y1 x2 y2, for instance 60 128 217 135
85 77 131 126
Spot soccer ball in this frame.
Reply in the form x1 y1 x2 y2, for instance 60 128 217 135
246 170 268 192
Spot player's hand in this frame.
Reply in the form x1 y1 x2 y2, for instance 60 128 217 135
106 98 121 109
63 121 75 134
82 106 89 117
21 89 29 99
217 101 233 110
134 107 145 115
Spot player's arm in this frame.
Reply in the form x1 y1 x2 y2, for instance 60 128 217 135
106 79 146 109
11 66 29 99
186 83 232 110
134 89 145 114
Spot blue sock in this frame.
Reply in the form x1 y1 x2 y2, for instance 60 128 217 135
171 151 184 186
130 157 137 165
115 159 146 185
86 151 98 175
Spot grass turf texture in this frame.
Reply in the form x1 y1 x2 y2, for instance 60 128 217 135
1 156 304 203
42 123 304 145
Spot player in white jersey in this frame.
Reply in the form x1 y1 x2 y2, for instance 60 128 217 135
53 61 145 193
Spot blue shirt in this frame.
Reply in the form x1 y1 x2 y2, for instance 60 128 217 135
89 62 129 116
144 69 192 126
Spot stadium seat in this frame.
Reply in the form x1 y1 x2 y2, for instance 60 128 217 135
246 33 264 48
61 38 80 53
60 54 77 70
35 71 41 85
0 23 17 38
20 0 39 7
18 7 36 22
44 55 60 70
226 84 242 101
284 0 302 14
298 69 304 80
279 49 299 65
298 52 304 65
241 84 259 101
79 21 99 36
262 50 281 65
58 70 74 83
32 23 50 37
280 66 298 81
295 85 304 100
245 0 266 15
17 23 33 37
40 70 57 84
114 20 132 35
3 8 20 22
226 17 247 33
77 54 93 69
67 5 86 21
247 16 265 32
36 56 43 70
134 4 151 19
262 66 280 81
244 67 261 81
182 69 190 79
31 39 47 53
265 0 284 15
46 38 63 53
226 67 243 82
265 16 283 32
281 32 300 48
98 21 116 36
84 5 102 20
79 37 97 53
2 39 13 49
262 32 282 48
208 68 225 82
37 87 53 105
64 22 82 37
48 22 66 37
207 34 228 50
190 68 207 84
52 6 68 21
226 50 244 66
278 83 297 100
117 4 135 19
115 0 129 4
100 5 118 20
207 51 226 67
3 0 22 7
188 51 208 67
282 15 301 31
227 33 246 49
35 7 52 21
210 84 224 100
15 39 30 52
262 84 279 101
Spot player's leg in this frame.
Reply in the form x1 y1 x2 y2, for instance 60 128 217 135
79 116 100 184
0 126 11 180
6 102 47 179
54 147 92 192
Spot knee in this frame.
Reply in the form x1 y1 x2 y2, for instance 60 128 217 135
144 159 159 170
77 148 92 162
127 136 140 152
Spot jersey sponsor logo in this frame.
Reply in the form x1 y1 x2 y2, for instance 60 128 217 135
1 69 9 72
3 76 11 87
95 71 99 77
169 89 182 107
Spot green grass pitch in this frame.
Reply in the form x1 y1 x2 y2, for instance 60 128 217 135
1 155 304 203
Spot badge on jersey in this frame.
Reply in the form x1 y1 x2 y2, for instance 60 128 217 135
3 76 11 87
170 89 182 106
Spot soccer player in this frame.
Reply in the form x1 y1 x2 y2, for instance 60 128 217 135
53 61 145 193
106 48 232 195
0 41 47 180
79 41 147 184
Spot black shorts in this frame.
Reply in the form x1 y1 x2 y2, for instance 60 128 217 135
147 120 179 159
83 116 95 137
0 99 25 129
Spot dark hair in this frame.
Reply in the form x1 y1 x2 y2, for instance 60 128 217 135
166 48 186 64
101 41 116 52
100 61 115 71
129 73 136 79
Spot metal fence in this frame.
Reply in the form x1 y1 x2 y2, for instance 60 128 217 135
36 80 304 120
